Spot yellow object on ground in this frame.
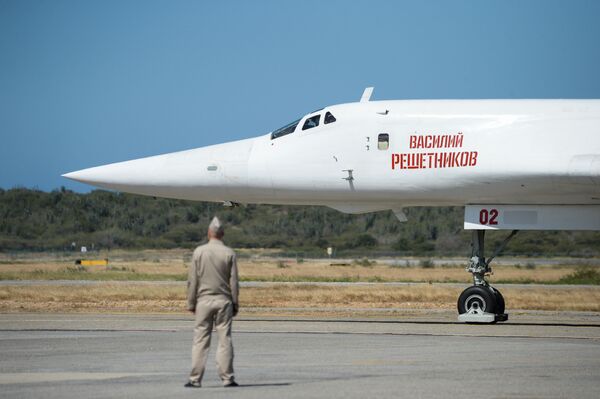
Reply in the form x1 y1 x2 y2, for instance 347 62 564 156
77 259 109 266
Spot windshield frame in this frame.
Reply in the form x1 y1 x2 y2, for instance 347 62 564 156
271 118 301 140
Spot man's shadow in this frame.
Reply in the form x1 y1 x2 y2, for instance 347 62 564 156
236 382 291 388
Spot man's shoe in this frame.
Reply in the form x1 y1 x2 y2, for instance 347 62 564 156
184 380 201 388
224 381 239 387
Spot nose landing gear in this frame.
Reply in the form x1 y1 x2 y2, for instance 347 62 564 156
457 230 517 323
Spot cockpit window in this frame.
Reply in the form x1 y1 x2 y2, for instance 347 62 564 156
302 114 320 130
324 111 336 124
271 118 300 140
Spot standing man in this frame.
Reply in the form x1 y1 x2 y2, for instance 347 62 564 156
185 216 239 388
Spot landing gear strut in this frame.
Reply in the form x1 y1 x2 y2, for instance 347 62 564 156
457 230 517 323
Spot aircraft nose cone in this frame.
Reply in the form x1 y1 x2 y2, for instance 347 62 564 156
61 137 256 201
62 160 148 187
61 151 216 199
61 169 105 185
61 171 78 180
62 150 200 193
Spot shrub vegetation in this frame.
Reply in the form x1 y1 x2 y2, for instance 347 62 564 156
1 187 599 256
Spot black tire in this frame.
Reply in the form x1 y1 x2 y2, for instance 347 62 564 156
491 287 505 314
457 286 497 315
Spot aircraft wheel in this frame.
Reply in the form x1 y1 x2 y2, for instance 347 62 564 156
457 286 497 315
491 287 505 314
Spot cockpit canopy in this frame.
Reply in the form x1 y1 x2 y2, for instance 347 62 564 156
271 111 337 140
271 119 300 140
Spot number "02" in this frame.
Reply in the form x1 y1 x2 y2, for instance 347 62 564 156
479 209 499 225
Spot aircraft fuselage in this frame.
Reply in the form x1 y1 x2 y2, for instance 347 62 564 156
64 99 600 215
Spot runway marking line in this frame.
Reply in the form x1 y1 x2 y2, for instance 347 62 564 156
235 330 600 341
0 329 178 333
1 328 598 341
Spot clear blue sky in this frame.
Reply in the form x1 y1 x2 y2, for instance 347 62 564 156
1 0 600 192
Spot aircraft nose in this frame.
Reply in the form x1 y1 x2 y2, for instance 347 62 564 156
62 153 176 188
62 137 256 201
62 166 124 186
61 170 83 181
62 149 226 200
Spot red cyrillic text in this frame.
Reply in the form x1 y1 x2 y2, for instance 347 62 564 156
391 151 478 170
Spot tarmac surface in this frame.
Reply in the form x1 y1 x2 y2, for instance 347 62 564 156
1 312 600 399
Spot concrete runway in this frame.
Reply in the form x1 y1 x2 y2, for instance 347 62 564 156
1 313 600 399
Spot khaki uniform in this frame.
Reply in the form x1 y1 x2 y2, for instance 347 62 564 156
187 239 239 385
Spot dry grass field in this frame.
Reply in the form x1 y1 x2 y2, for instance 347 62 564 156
1 250 599 314
0 250 594 284
238 260 576 284
1 283 599 314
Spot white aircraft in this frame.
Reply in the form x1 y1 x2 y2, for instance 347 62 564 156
64 88 600 323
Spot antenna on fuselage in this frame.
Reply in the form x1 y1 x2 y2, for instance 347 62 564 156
360 87 374 103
